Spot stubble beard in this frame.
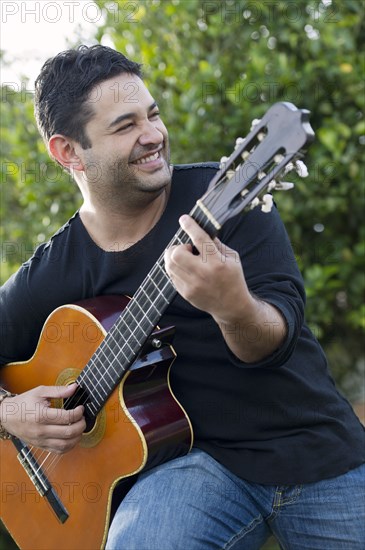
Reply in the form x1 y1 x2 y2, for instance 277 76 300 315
116 147 171 192
86 145 172 209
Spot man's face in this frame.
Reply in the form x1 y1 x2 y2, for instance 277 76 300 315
78 73 172 205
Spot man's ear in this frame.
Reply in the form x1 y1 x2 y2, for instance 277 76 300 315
48 134 85 172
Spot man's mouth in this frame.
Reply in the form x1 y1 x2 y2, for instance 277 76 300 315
133 151 160 165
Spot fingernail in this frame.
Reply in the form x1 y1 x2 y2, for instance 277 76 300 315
179 215 189 227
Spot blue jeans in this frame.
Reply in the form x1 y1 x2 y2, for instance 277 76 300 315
106 449 365 549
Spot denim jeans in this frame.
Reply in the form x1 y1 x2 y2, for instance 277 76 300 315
106 448 365 549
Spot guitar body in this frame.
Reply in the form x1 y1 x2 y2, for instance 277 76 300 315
0 296 193 549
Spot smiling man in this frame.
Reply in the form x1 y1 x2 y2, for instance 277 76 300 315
0 45 364 549
48 71 173 251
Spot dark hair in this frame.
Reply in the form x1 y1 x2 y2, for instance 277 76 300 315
34 45 142 149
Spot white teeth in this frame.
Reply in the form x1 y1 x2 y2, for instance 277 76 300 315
135 152 159 165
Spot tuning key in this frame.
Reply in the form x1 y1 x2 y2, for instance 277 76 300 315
219 156 229 169
274 154 284 164
261 194 274 213
250 197 260 209
250 118 261 130
283 162 294 175
249 194 274 213
283 160 308 178
267 179 295 192
235 137 245 149
295 160 308 177
267 180 277 192
275 181 295 191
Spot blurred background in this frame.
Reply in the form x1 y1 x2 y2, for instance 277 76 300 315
1 1 364 549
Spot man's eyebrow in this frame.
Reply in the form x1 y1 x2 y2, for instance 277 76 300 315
107 102 159 130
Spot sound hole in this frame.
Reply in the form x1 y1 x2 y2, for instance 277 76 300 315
64 384 96 433
53 371 106 448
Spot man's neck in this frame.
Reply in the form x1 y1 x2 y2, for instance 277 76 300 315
79 187 169 252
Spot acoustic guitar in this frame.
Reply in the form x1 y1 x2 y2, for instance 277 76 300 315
0 102 314 549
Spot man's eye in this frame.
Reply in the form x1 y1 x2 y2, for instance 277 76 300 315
117 123 133 132
150 111 160 119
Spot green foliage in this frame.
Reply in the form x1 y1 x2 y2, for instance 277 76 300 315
1 0 364 400
0 82 82 282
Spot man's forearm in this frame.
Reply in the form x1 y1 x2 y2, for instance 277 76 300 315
213 296 287 364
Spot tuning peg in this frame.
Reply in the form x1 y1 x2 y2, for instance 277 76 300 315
261 194 273 213
267 180 277 192
275 181 295 191
219 156 229 169
295 160 308 177
250 118 261 131
266 179 295 192
283 160 308 178
234 137 245 149
274 154 284 164
283 162 294 175
250 197 260 209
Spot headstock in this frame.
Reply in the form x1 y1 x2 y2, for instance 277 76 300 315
193 102 314 235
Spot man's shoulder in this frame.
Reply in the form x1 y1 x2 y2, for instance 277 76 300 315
24 211 81 266
173 162 219 173
172 163 219 193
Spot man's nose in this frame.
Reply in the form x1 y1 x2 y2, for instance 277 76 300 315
138 121 164 145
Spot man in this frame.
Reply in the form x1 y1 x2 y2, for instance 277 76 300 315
0 45 364 549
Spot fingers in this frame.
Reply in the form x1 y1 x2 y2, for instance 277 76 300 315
178 215 237 261
31 417 87 454
179 215 218 256
36 382 79 400
28 405 86 454
165 215 218 271
163 215 247 318
46 417 86 439
38 404 85 426
28 383 84 424
4 384 87 453
42 416 86 441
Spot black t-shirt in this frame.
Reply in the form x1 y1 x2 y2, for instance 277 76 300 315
1 163 364 484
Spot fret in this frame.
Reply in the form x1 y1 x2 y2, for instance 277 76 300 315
144 273 170 305
132 289 162 318
93 339 122 376
108 326 136 358
80 361 106 399
126 307 149 337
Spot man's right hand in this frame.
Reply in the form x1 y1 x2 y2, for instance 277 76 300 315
0 383 86 453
